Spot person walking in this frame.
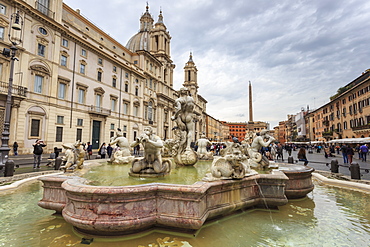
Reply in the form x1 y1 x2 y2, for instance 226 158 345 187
33 139 46 169
347 145 354 164
360 144 369 162
340 144 348 164
297 147 309 165
13 141 18 156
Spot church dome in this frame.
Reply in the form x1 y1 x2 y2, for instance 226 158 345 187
126 31 150 52
126 5 154 52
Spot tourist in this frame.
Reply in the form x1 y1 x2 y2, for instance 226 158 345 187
135 144 140 156
340 144 348 164
355 144 361 159
46 147 60 167
99 143 107 158
324 146 330 158
297 147 309 165
347 145 354 164
13 141 18 156
107 144 113 158
336 145 340 155
33 139 46 169
285 144 292 156
86 142 93 159
276 143 284 161
360 144 369 162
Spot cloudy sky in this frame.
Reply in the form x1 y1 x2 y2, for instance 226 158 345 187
63 0 370 128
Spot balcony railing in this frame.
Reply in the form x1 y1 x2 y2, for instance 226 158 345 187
352 125 370 131
0 81 27 97
88 105 111 116
322 131 333 137
36 1 55 19
322 120 330 126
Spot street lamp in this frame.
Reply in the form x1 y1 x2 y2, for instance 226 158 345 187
0 11 23 171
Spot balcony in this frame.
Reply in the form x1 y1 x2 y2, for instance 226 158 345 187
322 131 333 137
0 81 27 98
36 1 55 19
352 125 370 131
322 120 330 126
88 105 111 117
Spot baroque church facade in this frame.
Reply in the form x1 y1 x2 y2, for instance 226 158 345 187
0 0 207 154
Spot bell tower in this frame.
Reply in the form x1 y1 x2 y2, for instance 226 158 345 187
150 10 171 57
183 52 198 99
150 9 174 87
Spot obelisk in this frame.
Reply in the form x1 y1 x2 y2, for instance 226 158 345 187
248 81 254 123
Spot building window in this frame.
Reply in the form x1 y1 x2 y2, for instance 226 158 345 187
37 0 50 15
123 103 128 114
0 4 6 15
57 115 64 124
58 83 66 99
110 123 115 130
76 128 82 141
39 27 47 35
113 66 117 72
81 49 87 57
135 87 139 96
0 27 4 40
77 118 83 126
112 78 117 88
134 106 139 117
80 64 85 74
34 75 43 93
125 83 128 92
111 98 116 112
134 60 138 64
97 71 102 82
77 88 85 104
60 55 67 66
62 38 68 47
148 101 153 121
96 94 102 110
125 72 129 78
56 127 63 142
30 119 40 137
98 58 103 65
38 44 45 56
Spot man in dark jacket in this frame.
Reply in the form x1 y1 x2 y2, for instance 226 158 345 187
340 144 348 164
33 139 46 168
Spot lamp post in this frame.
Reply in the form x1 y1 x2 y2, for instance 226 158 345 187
0 11 23 170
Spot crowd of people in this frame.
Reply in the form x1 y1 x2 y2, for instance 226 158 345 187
27 133 370 169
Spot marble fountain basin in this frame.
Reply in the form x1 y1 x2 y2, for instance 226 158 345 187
37 163 314 236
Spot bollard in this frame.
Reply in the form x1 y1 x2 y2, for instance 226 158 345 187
350 162 361 180
54 157 63 170
330 159 339 173
4 159 15 177
288 156 294 164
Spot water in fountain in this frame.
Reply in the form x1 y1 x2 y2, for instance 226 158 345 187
0 180 369 246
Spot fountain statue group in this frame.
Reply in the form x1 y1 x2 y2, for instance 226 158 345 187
59 87 276 180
